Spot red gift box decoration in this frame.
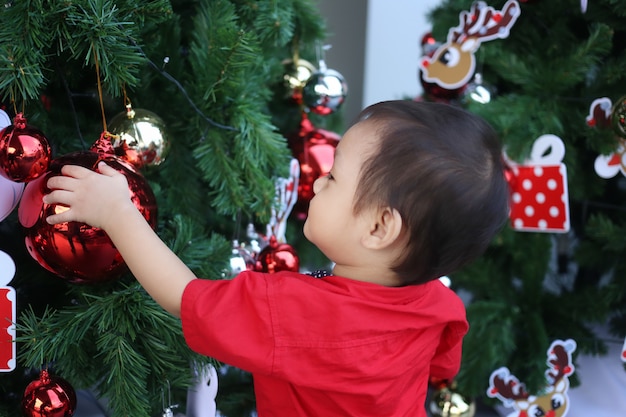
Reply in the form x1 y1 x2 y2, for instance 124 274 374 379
504 134 570 233
0 250 16 372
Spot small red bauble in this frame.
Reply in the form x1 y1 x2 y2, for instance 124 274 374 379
21 369 76 417
0 113 51 183
18 150 158 284
287 114 340 220
255 236 299 273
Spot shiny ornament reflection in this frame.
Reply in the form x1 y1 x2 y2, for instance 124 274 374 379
429 386 476 417
0 113 51 182
255 236 299 273
18 151 158 283
21 370 76 417
283 58 317 104
461 74 495 105
287 114 340 220
303 68 348 115
108 106 170 169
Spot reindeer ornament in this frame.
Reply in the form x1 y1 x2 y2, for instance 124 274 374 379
420 0 521 90
487 339 577 417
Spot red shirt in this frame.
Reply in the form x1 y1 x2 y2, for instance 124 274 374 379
181 271 468 417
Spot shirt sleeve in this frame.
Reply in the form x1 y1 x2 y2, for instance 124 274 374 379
428 319 468 380
180 272 276 375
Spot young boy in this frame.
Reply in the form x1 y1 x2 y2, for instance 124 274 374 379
44 100 509 416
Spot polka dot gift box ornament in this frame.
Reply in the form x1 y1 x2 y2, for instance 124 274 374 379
0 250 16 372
504 134 570 233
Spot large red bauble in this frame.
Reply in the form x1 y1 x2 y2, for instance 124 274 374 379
255 236 299 273
17 151 158 284
0 113 51 182
21 370 76 417
287 114 340 220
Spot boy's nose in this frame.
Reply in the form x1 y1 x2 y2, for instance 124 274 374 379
312 175 324 195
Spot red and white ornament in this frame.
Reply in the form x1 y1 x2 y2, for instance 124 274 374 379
487 339 576 417
504 134 570 233
586 97 626 179
0 250 16 372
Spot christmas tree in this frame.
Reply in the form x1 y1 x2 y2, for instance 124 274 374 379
423 0 626 407
0 0 335 415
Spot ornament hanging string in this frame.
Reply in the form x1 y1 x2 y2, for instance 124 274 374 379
92 48 120 146
93 47 108 133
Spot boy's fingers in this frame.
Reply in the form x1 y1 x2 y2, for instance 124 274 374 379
96 161 118 176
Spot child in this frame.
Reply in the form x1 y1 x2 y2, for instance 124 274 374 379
44 100 509 416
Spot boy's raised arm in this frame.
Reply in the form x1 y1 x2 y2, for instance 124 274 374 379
44 162 195 317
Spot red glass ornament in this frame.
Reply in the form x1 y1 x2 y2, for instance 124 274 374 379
18 136 158 284
287 113 340 220
21 369 76 417
0 113 51 182
255 236 299 273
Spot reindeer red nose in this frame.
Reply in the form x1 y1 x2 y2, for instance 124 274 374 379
546 411 556 417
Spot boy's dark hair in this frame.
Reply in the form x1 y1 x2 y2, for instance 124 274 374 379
352 100 509 286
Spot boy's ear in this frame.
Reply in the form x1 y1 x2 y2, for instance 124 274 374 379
362 207 404 250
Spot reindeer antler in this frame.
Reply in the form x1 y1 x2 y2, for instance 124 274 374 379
486 367 530 407
545 339 576 385
449 0 521 47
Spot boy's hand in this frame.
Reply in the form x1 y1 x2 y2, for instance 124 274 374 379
44 161 136 230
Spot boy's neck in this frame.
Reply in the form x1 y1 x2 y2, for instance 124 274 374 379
331 265 403 287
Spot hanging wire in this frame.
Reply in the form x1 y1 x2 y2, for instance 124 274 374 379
125 34 237 132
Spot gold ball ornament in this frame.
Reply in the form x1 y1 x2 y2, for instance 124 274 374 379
282 58 317 103
611 96 626 138
108 105 170 169
428 386 476 417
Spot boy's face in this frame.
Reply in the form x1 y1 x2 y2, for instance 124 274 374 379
303 121 379 265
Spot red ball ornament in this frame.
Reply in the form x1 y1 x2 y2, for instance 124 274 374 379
0 113 51 182
287 114 340 220
21 369 76 417
18 136 158 284
255 236 299 273
419 70 467 103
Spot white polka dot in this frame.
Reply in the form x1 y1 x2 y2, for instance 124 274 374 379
549 206 559 217
547 179 558 190
534 166 544 177
538 219 547 229
536 193 545 204
514 218 524 228
525 205 535 217
512 192 522 203
523 179 533 190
